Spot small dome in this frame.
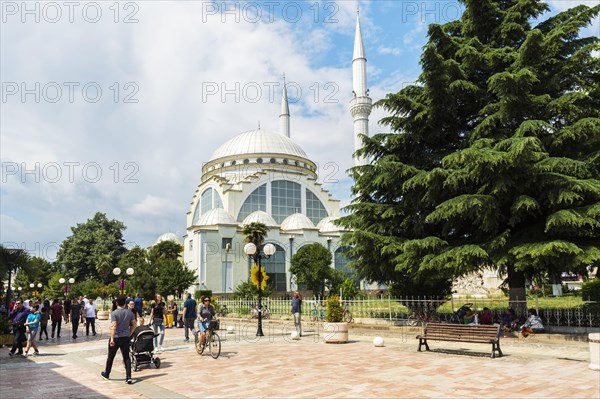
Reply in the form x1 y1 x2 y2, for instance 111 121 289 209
198 208 237 226
317 216 342 233
242 211 278 227
154 232 183 245
210 130 308 161
280 213 316 231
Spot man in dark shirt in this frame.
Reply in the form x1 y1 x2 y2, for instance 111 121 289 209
8 300 29 356
182 293 197 342
70 298 82 339
134 293 143 318
101 295 136 384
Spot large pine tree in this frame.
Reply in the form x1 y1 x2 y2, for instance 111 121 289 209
340 0 600 304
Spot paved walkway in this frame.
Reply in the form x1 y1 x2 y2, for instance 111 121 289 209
1 319 598 398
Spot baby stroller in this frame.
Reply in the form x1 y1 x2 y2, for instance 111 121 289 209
129 326 161 371
450 303 473 324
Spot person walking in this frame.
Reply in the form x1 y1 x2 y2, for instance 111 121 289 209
101 295 136 384
133 293 144 319
84 298 97 336
8 300 29 357
23 304 41 356
63 297 72 324
291 291 302 337
148 294 166 352
182 293 197 342
70 298 83 339
39 301 50 340
50 299 65 339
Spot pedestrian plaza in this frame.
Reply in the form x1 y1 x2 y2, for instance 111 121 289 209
1 318 598 398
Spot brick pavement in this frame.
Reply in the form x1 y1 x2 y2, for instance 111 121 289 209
1 319 598 398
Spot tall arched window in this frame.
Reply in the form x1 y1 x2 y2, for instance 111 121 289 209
305 189 329 225
200 188 224 215
262 243 286 292
334 246 355 279
271 180 301 223
237 184 267 221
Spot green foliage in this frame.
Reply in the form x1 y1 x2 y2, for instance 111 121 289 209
340 1 600 301
72 280 103 299
338 278 360 300
56 212 127 282
581 278 600 302
0 315 11 334
242 222 269 247
121 246 154 300
290 243 333 298
0 246 33 283
194 290 212 300
232 279 272 299
324 295 344 322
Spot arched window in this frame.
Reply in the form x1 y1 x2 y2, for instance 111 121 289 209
305 189 329 225
271 180 301 223
262 243 286 292
192 202 201 225
200 188 224 215
334 246 356 280
237 184 267 221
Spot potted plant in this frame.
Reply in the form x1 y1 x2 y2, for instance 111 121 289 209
323 295 348 343
97 299 110 320
0 315 13 347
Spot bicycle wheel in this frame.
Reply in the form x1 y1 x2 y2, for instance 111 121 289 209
195 331 205 355
343 310 353 323
407 313 420 327
209 332 221 359
428 313 441 323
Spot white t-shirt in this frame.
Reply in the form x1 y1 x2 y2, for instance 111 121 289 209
85 302 97 318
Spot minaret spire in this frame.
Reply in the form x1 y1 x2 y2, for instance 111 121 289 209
279 73 291 138
350 9 372 166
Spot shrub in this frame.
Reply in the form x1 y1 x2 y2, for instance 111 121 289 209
325 295 344 322
194 290 213 301
581 278 600 302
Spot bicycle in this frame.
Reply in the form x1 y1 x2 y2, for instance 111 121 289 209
249 305 270 319
195 319 221 359
219 305 228 317
342 302 353 323
311 302 325 322
407 308 441 327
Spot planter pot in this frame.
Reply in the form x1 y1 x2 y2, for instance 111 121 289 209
97 310 110 320
323 322 348 343
589 333 600 371
0 334 14 347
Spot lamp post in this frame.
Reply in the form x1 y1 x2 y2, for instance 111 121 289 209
29 282 43 298
113 267 134 296
59 277 75 297
16 287 22 299
223 242 231 294
243 242 276 336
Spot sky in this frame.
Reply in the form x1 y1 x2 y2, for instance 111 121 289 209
1 0 598 262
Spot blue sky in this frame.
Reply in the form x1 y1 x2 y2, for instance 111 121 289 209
1 0 598 261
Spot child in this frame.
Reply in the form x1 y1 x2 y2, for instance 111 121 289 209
24 304 41 356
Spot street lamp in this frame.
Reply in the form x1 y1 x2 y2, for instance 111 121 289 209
29 282 43 297
243 242 276 336
59 277 75 297
113 267 134 295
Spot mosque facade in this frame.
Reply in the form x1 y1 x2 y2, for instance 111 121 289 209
182 14 372 295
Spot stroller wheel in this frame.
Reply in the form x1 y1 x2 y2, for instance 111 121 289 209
154 358 161 369
130 352 138 372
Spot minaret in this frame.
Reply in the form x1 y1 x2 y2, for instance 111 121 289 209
279 74 290 138
350 10 372 166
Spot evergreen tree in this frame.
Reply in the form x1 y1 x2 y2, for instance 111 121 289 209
290 243 333 298
340 0 600 305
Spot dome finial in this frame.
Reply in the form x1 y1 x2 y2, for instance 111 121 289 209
258 121 261 130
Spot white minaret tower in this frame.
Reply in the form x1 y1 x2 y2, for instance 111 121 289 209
350 10 372 166
279 74 291 138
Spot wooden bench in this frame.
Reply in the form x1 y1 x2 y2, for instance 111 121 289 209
417 323 503 358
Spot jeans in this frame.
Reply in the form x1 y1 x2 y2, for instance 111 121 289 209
10 325 26 354
152 318 165 347
72 319 79 338
184 318 195 340
51 319 62 337
293 312 302 336
85 317 96 335
103 337 131 380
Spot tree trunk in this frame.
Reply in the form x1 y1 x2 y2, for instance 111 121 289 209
507 263 527 317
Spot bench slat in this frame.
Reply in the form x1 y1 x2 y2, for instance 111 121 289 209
416 323 503 358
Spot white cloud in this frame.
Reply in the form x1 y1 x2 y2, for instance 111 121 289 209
377 46 401 56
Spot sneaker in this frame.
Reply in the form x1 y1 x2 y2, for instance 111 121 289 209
8 351 14 357
158 346 164 352
34 351 39 356
92 332 96 336
22 353 28 357
100 371 109 381
126 378 133 385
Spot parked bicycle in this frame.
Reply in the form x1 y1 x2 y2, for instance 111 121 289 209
219 305 228 317
311 302 325 322
249 305 270 319
407 308 441 327
195 319 221 359
342 302 353 323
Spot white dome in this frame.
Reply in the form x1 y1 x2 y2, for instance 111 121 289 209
154 232 183 245
316 216 342 233
198 208 237 226
210 130 308 161
280 213 316 231
242 211 278 227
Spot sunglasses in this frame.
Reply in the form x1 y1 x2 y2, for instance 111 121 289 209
203 300 210 302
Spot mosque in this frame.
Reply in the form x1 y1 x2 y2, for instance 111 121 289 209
181 14 372 295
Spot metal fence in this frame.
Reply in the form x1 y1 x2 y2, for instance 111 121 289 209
213 296 599 327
